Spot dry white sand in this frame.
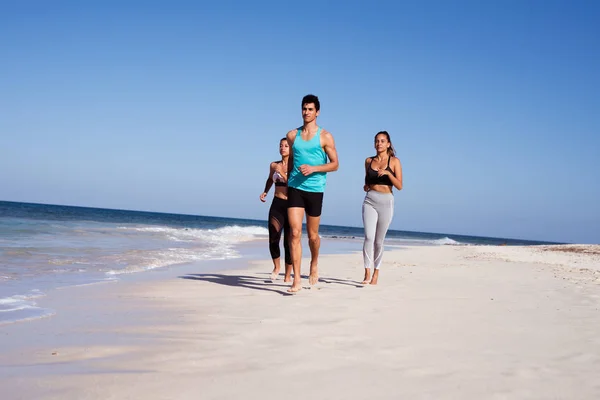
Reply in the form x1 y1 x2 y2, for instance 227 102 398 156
1 244 600 399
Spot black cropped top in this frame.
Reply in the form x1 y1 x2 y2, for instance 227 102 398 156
365 157 393 187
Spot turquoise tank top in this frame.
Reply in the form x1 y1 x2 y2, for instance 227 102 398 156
288 127 328 193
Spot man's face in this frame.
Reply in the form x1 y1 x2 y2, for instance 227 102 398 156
302 103 319 123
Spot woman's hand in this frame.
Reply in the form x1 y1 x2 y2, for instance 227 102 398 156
376 168 390 177
259 192 267 202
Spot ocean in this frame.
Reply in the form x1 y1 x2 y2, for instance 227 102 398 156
0 200 558 325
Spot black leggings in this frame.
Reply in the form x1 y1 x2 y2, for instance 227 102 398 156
268 196 291 265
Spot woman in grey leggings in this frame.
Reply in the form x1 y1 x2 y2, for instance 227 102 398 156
362 131 403 284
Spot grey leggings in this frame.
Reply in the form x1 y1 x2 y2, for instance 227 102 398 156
362 190 394 269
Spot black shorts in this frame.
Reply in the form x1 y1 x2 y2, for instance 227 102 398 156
287 187 324 217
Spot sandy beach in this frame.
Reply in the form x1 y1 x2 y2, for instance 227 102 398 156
1 243 600 399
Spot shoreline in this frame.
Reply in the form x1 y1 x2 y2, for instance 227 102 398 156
1 243 599 399
0 237 364 326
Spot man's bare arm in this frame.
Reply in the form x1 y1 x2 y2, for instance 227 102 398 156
286 129 296 175
313 130 339 173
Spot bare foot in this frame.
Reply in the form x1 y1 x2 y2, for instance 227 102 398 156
269 263 281 281
370 269 379 285
361 268 371 284
288 282 302 293
309 264 319 285
284 264 292 283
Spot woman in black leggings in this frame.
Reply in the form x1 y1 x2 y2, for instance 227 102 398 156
259 138 292 282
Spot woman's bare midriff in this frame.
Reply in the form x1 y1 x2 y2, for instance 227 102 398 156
274 187 288 200
367 184 393 194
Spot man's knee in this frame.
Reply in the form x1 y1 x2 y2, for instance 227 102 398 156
290 226 303 241
307 231 320 244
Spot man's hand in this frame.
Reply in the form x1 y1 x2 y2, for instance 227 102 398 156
299 164 315 176
259 192 267 202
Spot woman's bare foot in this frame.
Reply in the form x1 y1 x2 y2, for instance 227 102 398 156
361 268 371 284
370 269 379 285
270 265 280 282
288 281 302 293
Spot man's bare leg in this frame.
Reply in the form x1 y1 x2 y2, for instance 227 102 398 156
284 263 292 282
306 215 321 285
287 207 305 292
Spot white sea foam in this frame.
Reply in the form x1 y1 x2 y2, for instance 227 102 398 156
0 290 55 325
432 237 461 245
104 245 240 276
120 225 268 243
101 225 268 275
2 220 270 305
384 236 462 246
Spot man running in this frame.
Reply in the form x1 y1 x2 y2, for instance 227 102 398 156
286 94 339 293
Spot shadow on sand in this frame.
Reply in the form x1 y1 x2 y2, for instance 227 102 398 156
179 272 364 295
179 273 294 296
318 276 365 288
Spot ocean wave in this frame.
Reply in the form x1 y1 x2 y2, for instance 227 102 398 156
120 225 268 243
432 237 461 245
0 290 55 325
100 225 268 275
319 234 464 246
104 246 240 276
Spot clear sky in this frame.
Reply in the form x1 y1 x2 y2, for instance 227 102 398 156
1 1 599 243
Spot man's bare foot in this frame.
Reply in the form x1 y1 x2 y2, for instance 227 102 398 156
283 265 292 283
288 282 302 293
361 268 371 284
370 269 379 285
309 264 319 285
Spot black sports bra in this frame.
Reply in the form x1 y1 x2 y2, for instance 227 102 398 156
365 157 393 187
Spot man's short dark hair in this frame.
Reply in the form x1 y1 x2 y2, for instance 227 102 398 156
302 94 320 112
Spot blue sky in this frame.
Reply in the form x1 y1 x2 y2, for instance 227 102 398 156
1 1 599 243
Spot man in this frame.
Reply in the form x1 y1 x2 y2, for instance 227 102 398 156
286 94 339 293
